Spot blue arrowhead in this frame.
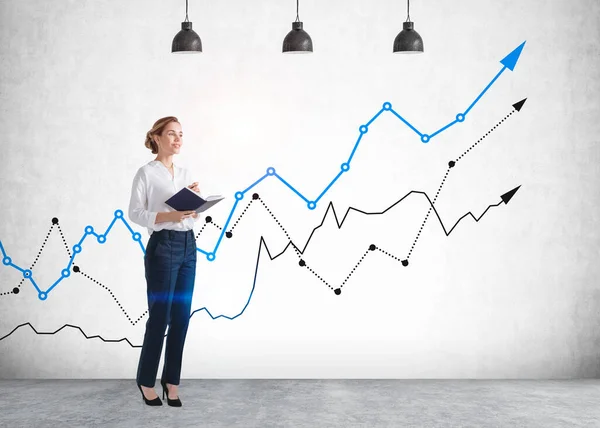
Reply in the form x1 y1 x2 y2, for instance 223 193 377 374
500 41 526 71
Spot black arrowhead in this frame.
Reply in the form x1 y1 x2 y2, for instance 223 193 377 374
512 98 527 112
501 185 521 204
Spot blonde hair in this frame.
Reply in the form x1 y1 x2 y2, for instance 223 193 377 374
144 116 180 154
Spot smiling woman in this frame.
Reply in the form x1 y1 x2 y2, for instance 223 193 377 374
144 116 182 156
127 115 204 407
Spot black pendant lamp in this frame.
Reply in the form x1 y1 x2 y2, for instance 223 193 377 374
282 0 313 53
393 0 424 53
172 0 202 54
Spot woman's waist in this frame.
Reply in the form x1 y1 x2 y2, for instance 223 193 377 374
150 228 195 241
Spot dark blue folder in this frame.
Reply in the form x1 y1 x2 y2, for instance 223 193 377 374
165 188 224 213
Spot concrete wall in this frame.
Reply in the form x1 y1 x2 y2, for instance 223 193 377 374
0 0 598 379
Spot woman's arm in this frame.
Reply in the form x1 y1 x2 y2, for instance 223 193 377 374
128 169 162 227
155 212 175 224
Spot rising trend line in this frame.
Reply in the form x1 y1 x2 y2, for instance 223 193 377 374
404 98 527 262
201 42 525 260
0 184 521 346
0 100 526 341
0 96 527 301
192 184 522 300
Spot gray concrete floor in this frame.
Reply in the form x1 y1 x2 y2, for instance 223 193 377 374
0 379 598 427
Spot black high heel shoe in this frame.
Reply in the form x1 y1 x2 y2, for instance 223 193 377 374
137 383 162 406
160 379 182 407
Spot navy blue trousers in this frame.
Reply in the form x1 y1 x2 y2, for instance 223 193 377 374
136 228 197 387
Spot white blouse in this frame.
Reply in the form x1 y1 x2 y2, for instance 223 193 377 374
128 160 203 236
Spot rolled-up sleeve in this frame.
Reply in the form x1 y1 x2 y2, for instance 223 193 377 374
128 169 158 229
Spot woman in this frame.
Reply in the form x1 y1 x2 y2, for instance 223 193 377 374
128 116 202 407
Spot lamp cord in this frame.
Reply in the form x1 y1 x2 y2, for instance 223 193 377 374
185 0 189 22
295 0 300 22
406 0 411 22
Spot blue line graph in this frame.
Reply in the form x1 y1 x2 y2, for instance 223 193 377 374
0 41 526 301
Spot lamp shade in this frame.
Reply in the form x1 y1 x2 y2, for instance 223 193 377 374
172 21 202 53
283 21 313 53
393 21 423 53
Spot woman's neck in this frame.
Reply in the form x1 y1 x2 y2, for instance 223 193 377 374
154 155 174 168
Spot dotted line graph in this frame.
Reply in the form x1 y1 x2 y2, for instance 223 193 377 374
0 42 530 346
0 185 520 346
0 98 525 311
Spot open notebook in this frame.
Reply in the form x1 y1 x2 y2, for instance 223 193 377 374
165 187 225 213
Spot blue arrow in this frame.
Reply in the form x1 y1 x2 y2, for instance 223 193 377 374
464 41 526 115
500 41 527 71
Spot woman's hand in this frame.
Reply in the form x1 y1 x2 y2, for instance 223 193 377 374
188 182 200 193
170 210 198 222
